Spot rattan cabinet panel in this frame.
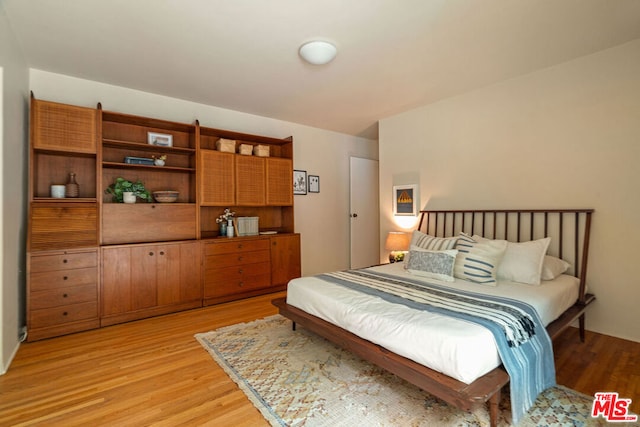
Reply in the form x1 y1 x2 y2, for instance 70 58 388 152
199 150 235 206
236 156 266 206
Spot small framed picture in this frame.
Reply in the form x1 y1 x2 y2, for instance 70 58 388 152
147 132 173 147
308 175 319 193
393 184 418 216
293 170 307 195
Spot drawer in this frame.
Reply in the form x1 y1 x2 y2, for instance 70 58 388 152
30 251 98 273
204 265 271 298
30 284 97 310
30 267 97 291
205 261 271 283
205 250 270 268
29 301 98 328
204 238 269 256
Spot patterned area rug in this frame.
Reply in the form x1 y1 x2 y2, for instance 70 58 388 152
195 315 613 426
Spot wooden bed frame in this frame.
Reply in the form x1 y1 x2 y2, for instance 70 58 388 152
272 209 595 427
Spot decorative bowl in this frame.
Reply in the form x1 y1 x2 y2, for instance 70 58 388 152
153 190 179 203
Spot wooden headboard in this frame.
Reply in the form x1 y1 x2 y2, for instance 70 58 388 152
417 209 594 303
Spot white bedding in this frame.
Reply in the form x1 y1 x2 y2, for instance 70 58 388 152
286 262 579 384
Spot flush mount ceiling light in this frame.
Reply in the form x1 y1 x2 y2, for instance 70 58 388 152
299 40 337 65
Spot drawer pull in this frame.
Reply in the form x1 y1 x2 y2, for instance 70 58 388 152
238 256 243 261
63 259 68 264
63 293 68 298
159 251 165 256
63 311 68 316
239 282 244 287
63 276 68 280
238 244 243 249
238 269 243 274
149 252 154 256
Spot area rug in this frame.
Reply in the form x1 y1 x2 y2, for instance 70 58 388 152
195 315 616 427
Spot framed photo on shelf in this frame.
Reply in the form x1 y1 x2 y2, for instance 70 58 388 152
393 184 418 216
147 132 173 147
293 170 307 195
308 175 320 193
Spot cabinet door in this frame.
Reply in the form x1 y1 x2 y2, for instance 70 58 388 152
266 158 293 206
199 150 235 205
102 245 157 315
270 234 301 286
236 156 266 206
157 241 201 305
32 99 97 154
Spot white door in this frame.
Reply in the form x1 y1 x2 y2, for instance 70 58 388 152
350 157 379 269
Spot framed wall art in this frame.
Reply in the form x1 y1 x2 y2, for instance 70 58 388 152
293 170 307 195
308 175 319 193
147 132 173 147
393 184 418 216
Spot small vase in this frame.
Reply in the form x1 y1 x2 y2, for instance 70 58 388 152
65 172 79 198
123 192 136 204
220 222 227 236
226 219 234 237
154 159 165 166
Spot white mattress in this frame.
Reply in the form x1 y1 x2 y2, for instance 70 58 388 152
286 262 579 384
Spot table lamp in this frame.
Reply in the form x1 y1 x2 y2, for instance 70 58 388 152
385 232 410 263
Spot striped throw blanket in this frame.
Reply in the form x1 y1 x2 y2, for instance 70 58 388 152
317 269 556 425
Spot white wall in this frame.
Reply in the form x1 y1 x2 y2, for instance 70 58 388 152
379 39 640 343
0 4 29 374
29 70 378 277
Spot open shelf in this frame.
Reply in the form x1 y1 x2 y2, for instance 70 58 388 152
102 138 195 154
102 161 195 173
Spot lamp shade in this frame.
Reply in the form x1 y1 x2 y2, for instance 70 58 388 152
384 232 410 251
299 40 337 65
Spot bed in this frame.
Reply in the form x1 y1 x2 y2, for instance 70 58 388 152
272 209 595 427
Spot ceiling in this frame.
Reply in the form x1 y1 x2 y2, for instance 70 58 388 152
3 1 640 139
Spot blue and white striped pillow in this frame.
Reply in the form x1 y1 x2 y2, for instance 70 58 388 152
454 233 507 286
410 230 458 250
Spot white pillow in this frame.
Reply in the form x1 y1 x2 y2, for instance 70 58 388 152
541 255 571 280
474 235 551 286
454 233 507 286
406 246 458 282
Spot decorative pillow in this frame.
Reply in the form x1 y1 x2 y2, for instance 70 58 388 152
454 233 507 286
474 235 551 286
406 247 458 282
404 230 458 267
410 230 459 250
541 255 571 281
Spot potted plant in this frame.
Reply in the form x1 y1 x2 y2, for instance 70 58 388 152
105 177 152 203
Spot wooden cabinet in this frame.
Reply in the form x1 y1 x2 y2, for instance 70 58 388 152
101 241 201 326
27 248 99 341
203 238 271 305
202 234 300 305
270 234 301 286
198 125 294 237
28 95 300 339
100 109 197 244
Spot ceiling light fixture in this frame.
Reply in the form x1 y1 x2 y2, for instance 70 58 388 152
299 40 337 65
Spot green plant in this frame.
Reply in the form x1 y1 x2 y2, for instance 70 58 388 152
105 177 151 203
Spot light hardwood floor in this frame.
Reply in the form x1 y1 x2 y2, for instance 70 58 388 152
1 291 638 425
